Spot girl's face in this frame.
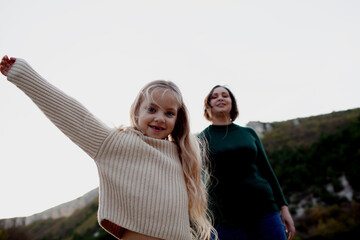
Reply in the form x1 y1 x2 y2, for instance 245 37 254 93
137 89 179 139
209 87 232 117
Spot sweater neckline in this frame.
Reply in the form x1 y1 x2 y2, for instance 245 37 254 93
209 123 237 131
123 127 176 146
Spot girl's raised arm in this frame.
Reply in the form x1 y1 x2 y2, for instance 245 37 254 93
1 55 111 159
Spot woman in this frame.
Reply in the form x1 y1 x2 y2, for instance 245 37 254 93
199 85 295 240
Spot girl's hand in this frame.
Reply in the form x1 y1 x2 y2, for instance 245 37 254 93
280 205 296 240
0 55 16 76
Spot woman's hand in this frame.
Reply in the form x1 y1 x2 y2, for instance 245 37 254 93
0 55 16 76
280 205 296 240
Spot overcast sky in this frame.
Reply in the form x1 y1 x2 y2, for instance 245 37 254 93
0 0 359 219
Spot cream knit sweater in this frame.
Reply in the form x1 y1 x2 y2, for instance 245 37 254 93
7 59 191 240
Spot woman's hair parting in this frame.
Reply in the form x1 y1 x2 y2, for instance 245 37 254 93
203 85 239 122
129 80 216 239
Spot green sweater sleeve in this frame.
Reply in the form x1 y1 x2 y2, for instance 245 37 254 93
250 128 288 208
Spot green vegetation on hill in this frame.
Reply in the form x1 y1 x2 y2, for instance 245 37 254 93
262 108 360 239
263 108 360 196
26 197 112 240
262 108 360 151
0 198 113 240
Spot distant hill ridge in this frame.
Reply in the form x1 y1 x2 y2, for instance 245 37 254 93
248 108 360 150
0 188 98 229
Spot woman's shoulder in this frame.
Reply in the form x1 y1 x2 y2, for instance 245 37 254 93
230 123 252 132
198 123 248 134
232 124 259 136
241 125 258 134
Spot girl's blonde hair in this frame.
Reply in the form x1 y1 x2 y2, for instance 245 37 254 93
128 80 216 240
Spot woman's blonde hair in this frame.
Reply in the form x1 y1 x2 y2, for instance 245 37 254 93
128 80 216 240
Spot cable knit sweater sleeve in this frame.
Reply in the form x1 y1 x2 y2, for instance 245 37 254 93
6 59 111 158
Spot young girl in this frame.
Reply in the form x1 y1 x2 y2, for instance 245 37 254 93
0 56 216 240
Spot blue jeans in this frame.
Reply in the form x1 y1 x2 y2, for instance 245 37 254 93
213 212 287 240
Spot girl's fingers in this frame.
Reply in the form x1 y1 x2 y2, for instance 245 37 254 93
1 55 9 63
0 56 16 76
1 63 8 76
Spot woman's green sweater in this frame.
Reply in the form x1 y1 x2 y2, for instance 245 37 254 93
199 123 288 227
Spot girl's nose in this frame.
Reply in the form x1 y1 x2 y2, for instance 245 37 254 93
154 113 165 123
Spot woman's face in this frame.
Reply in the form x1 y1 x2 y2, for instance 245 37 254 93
209 87 232 117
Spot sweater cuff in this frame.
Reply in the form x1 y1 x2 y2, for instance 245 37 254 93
7 58 29 81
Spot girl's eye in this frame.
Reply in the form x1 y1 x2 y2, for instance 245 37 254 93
166 112 176 117
147 107 156 113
